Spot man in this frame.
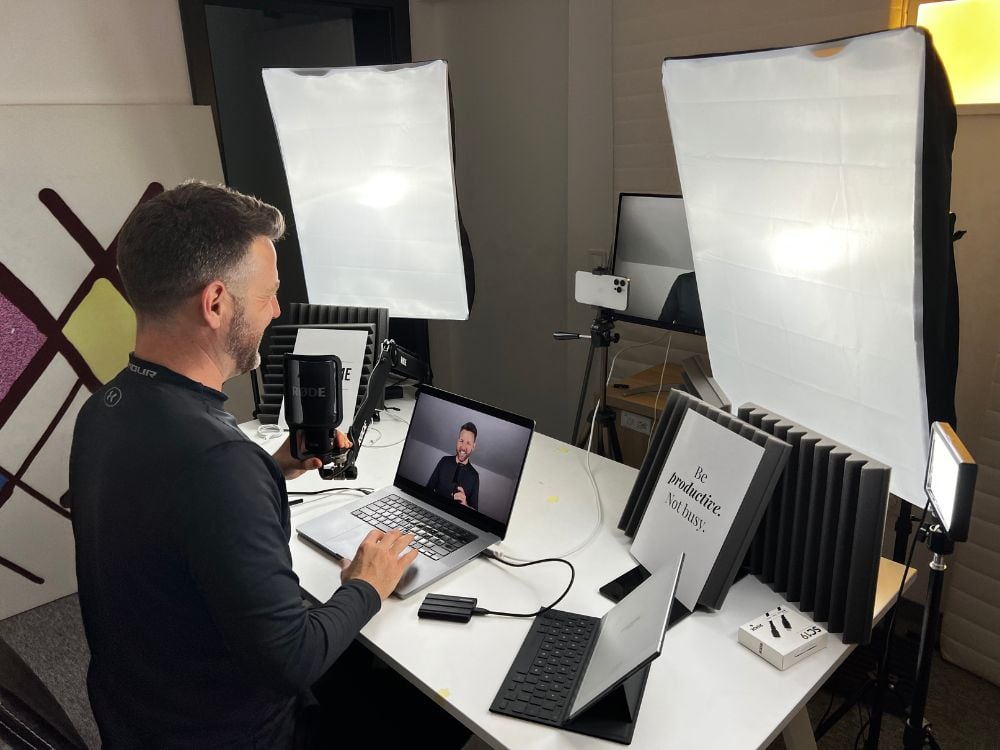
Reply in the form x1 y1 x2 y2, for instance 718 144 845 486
426 422 480 511
69 181 418 749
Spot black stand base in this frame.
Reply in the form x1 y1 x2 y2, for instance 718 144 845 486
563 665 651 745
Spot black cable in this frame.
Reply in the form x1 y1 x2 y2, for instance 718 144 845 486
287 488 374 506
816 688 838 731
288 487 374 496
473 549 575 618
878 499 931 676
854 701 870 750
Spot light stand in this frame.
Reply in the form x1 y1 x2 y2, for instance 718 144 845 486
553 309 622 461
902 517 952 750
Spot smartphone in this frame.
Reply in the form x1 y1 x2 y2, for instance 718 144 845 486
598 565 651 603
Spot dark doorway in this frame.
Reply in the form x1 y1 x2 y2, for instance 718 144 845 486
178 0 429 365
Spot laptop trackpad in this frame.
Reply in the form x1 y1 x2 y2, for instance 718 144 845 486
323 524 423 566
323 524 373 561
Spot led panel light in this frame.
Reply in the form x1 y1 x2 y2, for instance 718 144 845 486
925 422 976 542
663 28 950 504
263 61 469 320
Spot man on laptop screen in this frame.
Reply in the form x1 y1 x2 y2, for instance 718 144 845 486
426 422 480 509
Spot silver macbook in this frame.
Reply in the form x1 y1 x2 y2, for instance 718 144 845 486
297 385 534 598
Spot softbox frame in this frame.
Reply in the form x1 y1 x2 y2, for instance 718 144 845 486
662 28 958 504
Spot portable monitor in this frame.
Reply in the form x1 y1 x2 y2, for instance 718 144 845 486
924 422 977 542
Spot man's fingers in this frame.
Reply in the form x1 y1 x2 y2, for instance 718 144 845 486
399 547 419 566
381 528 405 545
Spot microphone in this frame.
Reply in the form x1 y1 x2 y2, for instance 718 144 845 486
283 353 344 466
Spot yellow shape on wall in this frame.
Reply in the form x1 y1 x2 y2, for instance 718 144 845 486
918 0 1000 104
63 278 136 384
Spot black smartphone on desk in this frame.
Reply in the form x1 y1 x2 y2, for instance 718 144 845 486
598 564 651 603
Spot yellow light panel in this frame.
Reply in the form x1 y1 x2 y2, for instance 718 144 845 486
918 0 1000 104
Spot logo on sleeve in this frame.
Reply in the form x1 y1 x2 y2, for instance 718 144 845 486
103 387 123 407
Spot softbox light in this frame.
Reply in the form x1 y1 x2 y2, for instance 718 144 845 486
263 60 470 320
662 28 958 505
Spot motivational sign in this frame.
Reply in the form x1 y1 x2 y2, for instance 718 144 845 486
631 409 765 610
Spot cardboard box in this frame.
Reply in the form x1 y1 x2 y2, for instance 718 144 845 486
738 605 827 670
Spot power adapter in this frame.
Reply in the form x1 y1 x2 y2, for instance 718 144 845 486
417 593 478 623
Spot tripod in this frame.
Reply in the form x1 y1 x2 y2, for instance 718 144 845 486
901 518 951 750
553 310 622 461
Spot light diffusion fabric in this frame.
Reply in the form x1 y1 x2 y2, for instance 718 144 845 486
263 61 469 321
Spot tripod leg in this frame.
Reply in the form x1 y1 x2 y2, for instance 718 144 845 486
606 411 623 462
572 339 598 445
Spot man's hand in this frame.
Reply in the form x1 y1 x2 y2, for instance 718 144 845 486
272 431 352 480
339 529 419 600
453 486 468 506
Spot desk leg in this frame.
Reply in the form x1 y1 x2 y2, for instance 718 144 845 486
782 707 816 750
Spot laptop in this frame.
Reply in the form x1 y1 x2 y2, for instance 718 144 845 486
297 385 534 598
490 553 684 744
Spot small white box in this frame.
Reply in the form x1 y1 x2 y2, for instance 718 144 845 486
738 605 827 670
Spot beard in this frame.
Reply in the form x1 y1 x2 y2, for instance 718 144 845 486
226 295 262 377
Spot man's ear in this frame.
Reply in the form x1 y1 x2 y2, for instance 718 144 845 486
200 281 228 331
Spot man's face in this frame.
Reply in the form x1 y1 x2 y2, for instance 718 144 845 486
455 429 476 464
225 236 280 378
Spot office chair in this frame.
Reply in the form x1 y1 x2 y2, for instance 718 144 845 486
0 634 89 749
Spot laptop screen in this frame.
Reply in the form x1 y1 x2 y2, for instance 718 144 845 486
395 386 534 534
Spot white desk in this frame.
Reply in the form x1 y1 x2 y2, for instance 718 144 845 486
247 398 913 750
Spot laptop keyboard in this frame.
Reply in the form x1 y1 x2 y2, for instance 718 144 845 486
351 494 477 560
490 609 601 726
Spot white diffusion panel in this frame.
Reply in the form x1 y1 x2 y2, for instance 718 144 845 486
663 28 930 503
263 61 469 320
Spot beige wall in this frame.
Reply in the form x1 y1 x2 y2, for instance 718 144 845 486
0 0 190 105
411 0 572 438
940 111 1000 686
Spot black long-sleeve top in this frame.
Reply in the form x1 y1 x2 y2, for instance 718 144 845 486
69 355 380 749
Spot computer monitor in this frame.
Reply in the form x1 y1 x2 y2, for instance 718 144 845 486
609 193 704 334
925 421 977 542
